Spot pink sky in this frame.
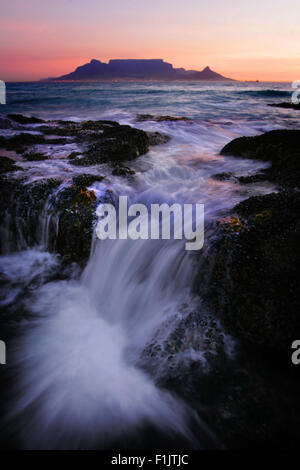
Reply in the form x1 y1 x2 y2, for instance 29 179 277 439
1 0 299 82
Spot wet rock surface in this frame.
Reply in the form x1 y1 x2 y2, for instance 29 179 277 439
137 114 193 123
7 114 45 125
0 156 23 174
0 114 168 165
196 130 300 351
0 114 169 265
220 129 300 188
268 102 300 110
196 191 300 350
0 177 62 253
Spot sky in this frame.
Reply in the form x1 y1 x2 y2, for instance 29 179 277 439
0 0 299 82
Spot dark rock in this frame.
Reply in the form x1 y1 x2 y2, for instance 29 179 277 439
211 172 235 181
212 172 268 184
137 114 192 123
54 186 97 265
39 119 119 138
7 114 45 124
0 175 111 265
220 129 300 188
0 133 46 153
147 131 170 146
72 174 104 187
54 185 113 265
0 117 23 130
40 120 151 165
0 156 23 173
238 173 268 184
23 151 48 161
71 124 150 165
68 151 81 160
195 190 300 350
268 102 300 110
0 133 67 154
0 177 62 253
111 164 135 177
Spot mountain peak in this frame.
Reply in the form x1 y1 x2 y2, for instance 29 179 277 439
50 59 234 81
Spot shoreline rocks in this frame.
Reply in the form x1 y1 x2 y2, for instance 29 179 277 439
0 114 169 167
196 129 300 350
195 190 300 350
220 129 300 188
0 114 170 265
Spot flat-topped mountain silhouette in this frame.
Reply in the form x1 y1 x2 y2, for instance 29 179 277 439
46 59 234 81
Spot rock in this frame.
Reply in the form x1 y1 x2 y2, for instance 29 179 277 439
141 310 231 384
137 114 192 122
23 151 48 161
0 133 66 154
71 124 150 165
54 184 113 265
195 190 300 350
212 172 268 185
147 131 170 146
7 114 45 124
0 177 62 253
220 129 300 188
0 133 46 153
111 164 135 177
0 156 23 173
0 117 23 130
268 102 300 110
0 118 167 166
211 172 235 181
237 173 267 184
72 174 104 187
0 175 112 265
68 152 81 160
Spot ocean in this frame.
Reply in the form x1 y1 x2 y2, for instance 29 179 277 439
0 81 298 449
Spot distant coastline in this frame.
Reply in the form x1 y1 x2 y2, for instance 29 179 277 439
41 58 235 82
